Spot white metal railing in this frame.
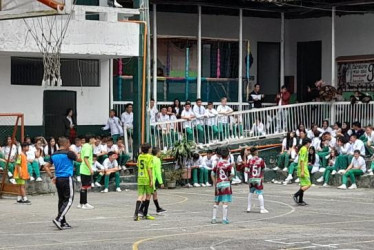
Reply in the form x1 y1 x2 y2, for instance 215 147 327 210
121 101 374 151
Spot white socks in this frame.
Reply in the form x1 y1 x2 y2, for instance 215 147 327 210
17 196 28 201
244 172 248 182
258 194 265 210
247 193 253 210
222 205 228 221
17 196 22 201
212 205 218 219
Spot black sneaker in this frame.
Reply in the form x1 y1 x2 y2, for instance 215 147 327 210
61 222 72 230
157 208 167 214
292 195 299 204
21 200 31 205
17 200 23 204
52 219 63 230
298 201 308 206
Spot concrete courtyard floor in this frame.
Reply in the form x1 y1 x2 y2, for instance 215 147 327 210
1 183 374 250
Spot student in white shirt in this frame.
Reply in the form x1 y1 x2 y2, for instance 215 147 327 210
149 98 159 145
275 132 296 171
158 106 171 148
250 119 265 136
1 136 17 184
230 110 244 139
44 137 59 161
362 125 374 156
217 97 233 140
96 152 121 193
121 103 134 138
201 150 214 187
320 120 333 135
205 102 219 141
70 137 82 182
102 109 123 143
191 153 204 187
181 102 195 141
25 137 42 182
236 147 250 183
193 98 207 144
338 150 366 190
167 106 178 144
91 154 105 187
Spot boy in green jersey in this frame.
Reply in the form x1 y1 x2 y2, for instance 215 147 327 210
134 143 154 221
293 138 312 206
139 147 166 215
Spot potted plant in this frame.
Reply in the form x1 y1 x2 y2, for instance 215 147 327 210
171 136 195 186
164 169 182 189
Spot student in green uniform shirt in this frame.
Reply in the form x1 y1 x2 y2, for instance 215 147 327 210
293 138 312 206
139 147 167 215
133 143 154 221
78 135 95 210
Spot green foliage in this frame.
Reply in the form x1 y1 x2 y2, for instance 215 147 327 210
171 136 195 167
164 168 183 182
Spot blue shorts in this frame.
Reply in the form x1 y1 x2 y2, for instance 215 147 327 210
215 194 232 203
250 187 263 195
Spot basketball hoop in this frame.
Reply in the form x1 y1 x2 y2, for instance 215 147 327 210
23 0 74 87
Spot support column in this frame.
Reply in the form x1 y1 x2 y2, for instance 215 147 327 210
331 6 336 87
238 8 243 109
152 4 157 101
280 12 285 89
197 5 202 99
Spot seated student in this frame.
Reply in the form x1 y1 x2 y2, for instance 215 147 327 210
191 153 203 187
352 121 365 139
25 137 42 182
283 145 300 184
236 147 250 183
316 136 330 172
103 137 119 155
360 125 374 157
34 137 47 174
1 136 17 184
250 119 265 136
317 148 339 187
117 137 130 170
320 120 333 135
308 146 320 176
93 136 106 163
44 137 59 162
92 154 105 187
295 123 308 137
338 150 366 190
275 132 296 171
201 150 214 187
297 130 307 145
336 134 365 174
332 122 342 138
96 152 121 193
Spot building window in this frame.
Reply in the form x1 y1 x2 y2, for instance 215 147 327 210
11 57 100 87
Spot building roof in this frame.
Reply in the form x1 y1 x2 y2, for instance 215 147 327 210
118 0 374 18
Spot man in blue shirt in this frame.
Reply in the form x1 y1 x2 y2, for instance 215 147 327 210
44 137 77 230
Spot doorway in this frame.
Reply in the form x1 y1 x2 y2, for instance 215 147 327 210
43 90 77 138
297 41 322 102
257 42 280 102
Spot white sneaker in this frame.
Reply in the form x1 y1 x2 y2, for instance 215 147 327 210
36 177 42 182
322 183 329 187
101 188 108 193
260 209 269 214
205 182 212 187
82 203 94 209
338 170 345 174
282 181 288 185
246 209 251 213
295 178 300 183
311 184 316 187
77 176 81 182
316 176 324 183
368 172 374 176
77 204 82 209
331 170 337 175
9 178 16 185
30 176 35 181
116 188 122 192
282 167 288 172
272 167 279 171
319 168 326 173
95 182 102 187
193 183 201 187
348 183 357 190
285 174 293 181
201 183 206 187
122 166 127 171
91 183 95 188
338 184 347 190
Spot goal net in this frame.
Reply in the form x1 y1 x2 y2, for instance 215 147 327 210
0 114 24 196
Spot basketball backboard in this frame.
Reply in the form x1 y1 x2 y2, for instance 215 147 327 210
0 0 72 20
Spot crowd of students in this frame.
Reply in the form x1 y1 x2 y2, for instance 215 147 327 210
275 120 373 190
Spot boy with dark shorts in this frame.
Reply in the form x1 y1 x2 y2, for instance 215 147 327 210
134 143 154 221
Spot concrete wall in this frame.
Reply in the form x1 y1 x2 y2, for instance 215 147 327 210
0 56 110 126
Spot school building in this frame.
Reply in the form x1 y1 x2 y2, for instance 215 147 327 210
1 0 374 139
